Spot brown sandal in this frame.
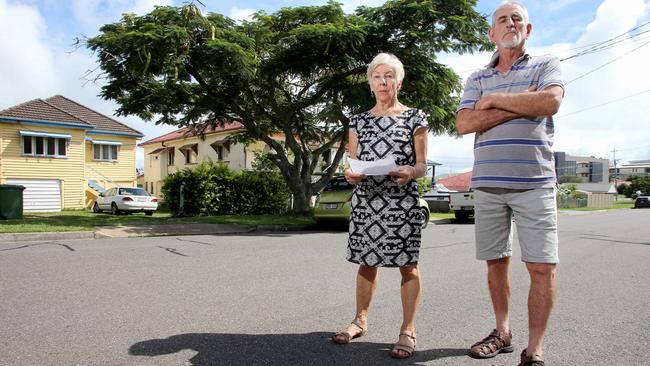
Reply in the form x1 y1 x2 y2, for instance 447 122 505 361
332 320 367 344
518 349 545 366
470 329 513 358
390 331 416 359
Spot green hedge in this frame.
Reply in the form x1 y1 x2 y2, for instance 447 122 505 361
161 162 290 216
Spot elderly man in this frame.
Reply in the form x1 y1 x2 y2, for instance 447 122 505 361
455 1 564 365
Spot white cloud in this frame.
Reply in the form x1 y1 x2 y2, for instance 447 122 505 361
0 0 62 104
553 0 650 162
0 0 177 170
229 6 255 22
339 0 384 13
127 0 173 15
70 0 174 33
70 0 103 30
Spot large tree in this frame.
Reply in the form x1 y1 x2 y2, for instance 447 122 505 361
87 0 491 213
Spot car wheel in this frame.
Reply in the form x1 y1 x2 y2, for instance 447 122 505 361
145 211 153 216
454 210 470 222
421 208 430 229
92 202 102 213
111 203 120 215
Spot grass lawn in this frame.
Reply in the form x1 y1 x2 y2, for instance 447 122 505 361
430 212 455 220
0 210 315 234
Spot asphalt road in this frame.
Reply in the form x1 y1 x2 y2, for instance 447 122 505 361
1 209 649 366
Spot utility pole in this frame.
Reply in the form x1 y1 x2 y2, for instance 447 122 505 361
612 148 618 200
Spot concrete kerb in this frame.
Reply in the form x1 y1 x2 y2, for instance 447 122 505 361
0 223 316 243
0 231 96 243
0 218 450 243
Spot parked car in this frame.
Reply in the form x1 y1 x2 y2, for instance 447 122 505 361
633 195 650 208
93 187 158 215
449 190 475 222
422 182 454 213
314 176 431 228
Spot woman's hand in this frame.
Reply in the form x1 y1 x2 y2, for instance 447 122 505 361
345 168 365 185
389 165 415 186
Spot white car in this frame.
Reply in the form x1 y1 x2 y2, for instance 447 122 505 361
93 187 158 215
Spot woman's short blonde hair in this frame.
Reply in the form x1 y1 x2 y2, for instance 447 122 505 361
366 52 405 85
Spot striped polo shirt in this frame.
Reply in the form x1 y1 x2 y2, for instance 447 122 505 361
457 51 564 190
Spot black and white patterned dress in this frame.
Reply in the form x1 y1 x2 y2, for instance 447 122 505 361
347 109 428 267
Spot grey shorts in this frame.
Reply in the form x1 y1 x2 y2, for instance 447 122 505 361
474 188 559 264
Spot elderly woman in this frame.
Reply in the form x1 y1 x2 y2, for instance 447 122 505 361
332 52 428 359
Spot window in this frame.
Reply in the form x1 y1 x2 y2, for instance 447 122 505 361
216 145 225 161
93 144 119 161
167 148 175 165
211 141 230 161
21 134 68 157
180 144 198 164
23 136 32 154
35 137 44 155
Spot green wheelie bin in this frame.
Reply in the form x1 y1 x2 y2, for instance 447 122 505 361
0 184 25 220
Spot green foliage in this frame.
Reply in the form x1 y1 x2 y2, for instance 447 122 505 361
87 0 491 212
417 176 432 195
557 183 588 208
251 151 280 172
557 183 586 199
161 162 289 216
620 176 650 197
558 175 584 184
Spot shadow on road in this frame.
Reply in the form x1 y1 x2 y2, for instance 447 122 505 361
129 332 468 365
431 219 474 226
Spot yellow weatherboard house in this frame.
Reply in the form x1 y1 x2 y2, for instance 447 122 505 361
0 95 143 212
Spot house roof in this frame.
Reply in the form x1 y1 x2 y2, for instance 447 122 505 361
45 95 142 136
139 122 245 146
438 171 473 192
0 98 90 126
0 95 142 136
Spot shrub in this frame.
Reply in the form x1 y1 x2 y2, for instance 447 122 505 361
417 176 432 195
161 162 289 216
558 175 584 184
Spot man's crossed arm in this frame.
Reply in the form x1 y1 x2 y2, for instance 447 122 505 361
456 85 564 135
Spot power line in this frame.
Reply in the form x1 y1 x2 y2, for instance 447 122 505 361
558 32 650 58
453 22 650 76
565 39 650 85
560 21 650 61
557 29 650 54
557 88 650 118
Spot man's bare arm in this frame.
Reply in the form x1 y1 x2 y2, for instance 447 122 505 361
475 85 564 116
456 108 521 135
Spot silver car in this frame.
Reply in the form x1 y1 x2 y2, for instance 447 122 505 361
93 187 158 215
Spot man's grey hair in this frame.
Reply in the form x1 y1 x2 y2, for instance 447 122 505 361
492 0 529 26
366 52 405 85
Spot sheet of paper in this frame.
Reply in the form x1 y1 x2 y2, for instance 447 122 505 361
348 157 398 176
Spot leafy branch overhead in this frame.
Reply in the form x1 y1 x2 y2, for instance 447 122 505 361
87 0 491 213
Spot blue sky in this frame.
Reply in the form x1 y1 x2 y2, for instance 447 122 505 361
1 0 649 174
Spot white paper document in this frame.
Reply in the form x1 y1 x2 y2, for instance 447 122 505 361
348 157 398 176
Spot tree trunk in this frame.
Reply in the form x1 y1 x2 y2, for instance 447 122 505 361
287 173 313 214
291 190 310 214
